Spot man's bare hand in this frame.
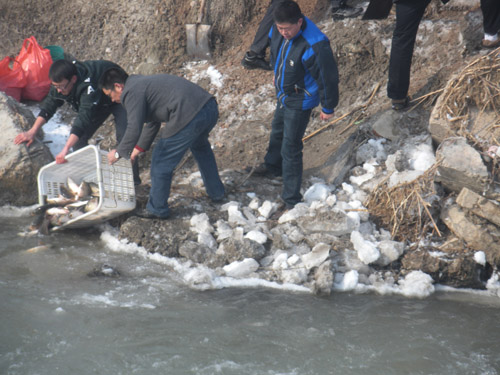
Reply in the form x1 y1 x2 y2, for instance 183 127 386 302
14 131 35 147
108 149 118 165
55 151 68 164
320 111 334 121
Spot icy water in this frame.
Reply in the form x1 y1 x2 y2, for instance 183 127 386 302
1 213 500 375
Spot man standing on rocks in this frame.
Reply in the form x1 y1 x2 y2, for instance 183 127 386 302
253 0 339 210
13 59 141 185
99 67 225 220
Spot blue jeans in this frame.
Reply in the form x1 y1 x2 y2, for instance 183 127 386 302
147 98 224 218
264 103 312 206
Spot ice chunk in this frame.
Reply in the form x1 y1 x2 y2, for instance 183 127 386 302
398 270 435 298
244 230 268 245
258 200 278 219
351 230 380 265
301 243 330 270
334 270 359 291
223 258 259 278
304 183 330 204
198 232 217 250
474 251 486 266
227 205 249 225
190 213 213 234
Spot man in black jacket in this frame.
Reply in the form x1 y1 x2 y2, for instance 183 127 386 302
14 59 140 184
257 0 339 209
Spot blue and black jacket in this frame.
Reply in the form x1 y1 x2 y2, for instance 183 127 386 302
269 15 339 113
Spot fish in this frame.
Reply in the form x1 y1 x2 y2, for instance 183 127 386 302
26 244 52 253
67 176 80 197
84 197 99 212
32 177 101 235
45 194 76 206
59 185 75 199
88 182 100 197
77 181 91 199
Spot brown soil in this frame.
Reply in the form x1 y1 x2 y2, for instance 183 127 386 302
0 0 487 202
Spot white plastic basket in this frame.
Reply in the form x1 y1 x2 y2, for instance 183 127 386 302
37 145 136 230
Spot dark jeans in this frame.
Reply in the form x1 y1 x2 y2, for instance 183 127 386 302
264 103 312 207
387 0 431 100
481 0 500 35
146 98 224 218
249 0 286 56
73 103 140 184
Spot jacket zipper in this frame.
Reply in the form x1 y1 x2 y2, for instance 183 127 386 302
276 39 289 102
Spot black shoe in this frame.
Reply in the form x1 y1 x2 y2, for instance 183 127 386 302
245 163 281 178
241 52 272 71
391 97 410 111
332 4 363 20
134 208 169 220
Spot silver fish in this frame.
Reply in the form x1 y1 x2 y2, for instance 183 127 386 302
84 197 99 212
67 177 80 198
88 182 100 197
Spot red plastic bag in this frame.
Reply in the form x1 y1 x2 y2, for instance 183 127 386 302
0 57 27 101
16 36 53 102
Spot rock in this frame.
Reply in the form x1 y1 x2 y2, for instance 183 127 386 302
297 209 359 235
179 240 225 268
218 237 266 263
456 187 500 227
371 110 403 141
312 260 334 295
401 249 485 289
441 202 500 267
304 131 357 186
435 137 493 197
0 92 54 206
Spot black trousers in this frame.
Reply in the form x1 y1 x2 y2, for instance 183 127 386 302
249 0 286 56
73 103 141 184
387 0 431 100
481 0 500 35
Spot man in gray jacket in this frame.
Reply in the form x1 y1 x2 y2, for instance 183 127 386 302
99 67 225 219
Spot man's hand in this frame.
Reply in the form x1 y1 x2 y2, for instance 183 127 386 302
55 150 68 164
320 110 334 121
108 149 119 165
14 131 35 147
130 147 142 163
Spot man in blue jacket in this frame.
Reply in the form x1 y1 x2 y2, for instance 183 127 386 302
256 0 339 210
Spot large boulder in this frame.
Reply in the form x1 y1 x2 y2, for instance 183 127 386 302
0 92 53 206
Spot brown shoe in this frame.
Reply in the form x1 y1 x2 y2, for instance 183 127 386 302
482 38 500 49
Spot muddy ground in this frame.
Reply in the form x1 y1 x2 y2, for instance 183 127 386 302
0 0 488 236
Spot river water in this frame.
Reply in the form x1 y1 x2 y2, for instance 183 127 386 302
1 209 500 375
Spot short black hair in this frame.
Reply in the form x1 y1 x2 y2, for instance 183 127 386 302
273 0 302 24
98 67 129 90
49 59 77 82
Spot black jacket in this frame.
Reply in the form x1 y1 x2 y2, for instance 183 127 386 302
38 60 121 138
